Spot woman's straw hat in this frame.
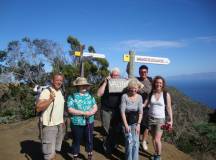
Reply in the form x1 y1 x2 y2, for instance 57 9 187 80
73 77 92 86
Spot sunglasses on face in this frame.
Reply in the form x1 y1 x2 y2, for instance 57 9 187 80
128 88 138 92
140 70 148 74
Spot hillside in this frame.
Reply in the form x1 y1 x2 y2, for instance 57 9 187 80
166 87 215 160
0 84 215 160
0 118 192 160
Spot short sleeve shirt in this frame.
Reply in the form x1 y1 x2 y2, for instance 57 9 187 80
120 93 143 113
39 87 65 126
67 92 96 126
137 77 152 102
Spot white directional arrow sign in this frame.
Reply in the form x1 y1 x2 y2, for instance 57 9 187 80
83 52 106 58
135 55 170 64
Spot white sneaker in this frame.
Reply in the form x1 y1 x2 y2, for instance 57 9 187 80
142 141 148 151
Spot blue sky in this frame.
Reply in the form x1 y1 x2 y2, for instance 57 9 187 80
1 0 216 77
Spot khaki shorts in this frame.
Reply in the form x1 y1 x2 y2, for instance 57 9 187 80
148 116 165 133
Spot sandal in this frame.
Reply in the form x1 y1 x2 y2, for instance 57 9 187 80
88 153 93 160
72 154 79 160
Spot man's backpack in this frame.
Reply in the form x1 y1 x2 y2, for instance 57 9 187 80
35 87 53 140
35 86 53 115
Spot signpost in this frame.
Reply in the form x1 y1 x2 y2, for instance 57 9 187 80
74 50 106 77
83 52 106 58
135 55 170 64
108 79 129 93
123 54 130 62
124 54 170 65
74 51 105 58
124 52 171 77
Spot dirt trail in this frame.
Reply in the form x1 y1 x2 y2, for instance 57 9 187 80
0 118 193 160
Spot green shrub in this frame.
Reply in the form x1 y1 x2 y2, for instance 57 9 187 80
193 123 216 152
176 135 196 153
0 115 16 123
0 84 36 123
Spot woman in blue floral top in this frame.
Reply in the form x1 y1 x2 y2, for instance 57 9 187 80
67 77 97 160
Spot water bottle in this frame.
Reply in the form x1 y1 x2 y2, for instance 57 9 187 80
128 132 133 144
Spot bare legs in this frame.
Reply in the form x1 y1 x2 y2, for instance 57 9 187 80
151 129 163 155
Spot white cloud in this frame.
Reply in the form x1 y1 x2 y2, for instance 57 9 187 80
196 36 216 42
119 40 184 50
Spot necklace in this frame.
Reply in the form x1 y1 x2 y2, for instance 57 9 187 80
128 94 137 102
154 92 162 101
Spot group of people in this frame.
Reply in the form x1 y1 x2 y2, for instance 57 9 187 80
98 66 173 160
35 64 173 160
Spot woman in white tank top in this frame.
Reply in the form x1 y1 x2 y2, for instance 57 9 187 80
143 76 173 160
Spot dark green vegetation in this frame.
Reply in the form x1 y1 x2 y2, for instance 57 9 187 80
0 84 35 123
0 36 109 121
0 36 216 160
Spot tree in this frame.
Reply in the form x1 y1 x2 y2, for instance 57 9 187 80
88 46 96 53
0 50 7 62
67 35 109 84
1 37 65 84
86 46 109 83
32 38 67 73
0 50 7 74
67 36 81 66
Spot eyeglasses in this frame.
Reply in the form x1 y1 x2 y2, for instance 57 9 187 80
140 70 148 74
128 88 138 92
112 74 120 77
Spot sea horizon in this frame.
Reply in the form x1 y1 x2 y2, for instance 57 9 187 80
167 79 216 109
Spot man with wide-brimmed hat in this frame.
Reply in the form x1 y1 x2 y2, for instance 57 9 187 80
67 77 98 160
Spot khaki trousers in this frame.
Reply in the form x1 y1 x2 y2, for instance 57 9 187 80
42 124 65 160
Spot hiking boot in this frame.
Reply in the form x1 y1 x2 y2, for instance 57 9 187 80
151 155 161 160
142 140 148 151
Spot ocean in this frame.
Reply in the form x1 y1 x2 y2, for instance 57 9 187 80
167 79 216 109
